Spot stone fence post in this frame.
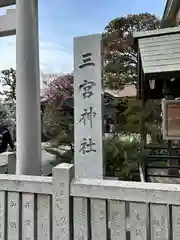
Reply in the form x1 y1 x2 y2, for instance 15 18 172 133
0 152 16 174
52 163 74 240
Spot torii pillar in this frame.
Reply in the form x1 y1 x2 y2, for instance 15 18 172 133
0 0 41 175
16 0 41 175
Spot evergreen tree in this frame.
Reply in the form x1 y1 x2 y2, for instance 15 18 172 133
103 13 162 141
103 13 160 89
0 68 16 121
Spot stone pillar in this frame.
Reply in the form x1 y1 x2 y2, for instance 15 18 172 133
16 0 41 175
52 163 74 240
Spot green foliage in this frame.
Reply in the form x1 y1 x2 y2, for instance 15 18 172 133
42 76 145 180
105 96 161 140
105 137 142 180
0 68 16 120
43 102 74 161
1 68 16 102
121 98 161 136
46 136 142 181
0 103 10 125
42 13 162 180
103 13 162 141
103 13 160 89
45 148 73 166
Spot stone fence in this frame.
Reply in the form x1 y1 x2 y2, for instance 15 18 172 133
0 163 178 239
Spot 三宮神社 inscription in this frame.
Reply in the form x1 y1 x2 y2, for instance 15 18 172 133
74 34 104 179
79 106 96 128
79 137 96 155
79 80 96 98
78 52 95 69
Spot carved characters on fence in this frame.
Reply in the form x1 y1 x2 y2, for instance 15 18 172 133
8 193 19 240
150 205 168 240
22 195 34 240
54 182 68 240
9 200 17 229
129 203 147 240
151 215 167 239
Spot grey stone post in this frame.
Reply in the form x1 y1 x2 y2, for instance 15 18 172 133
16 0 41 175
52 163 74 240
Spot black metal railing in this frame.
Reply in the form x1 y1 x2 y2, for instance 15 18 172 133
143 145 180 182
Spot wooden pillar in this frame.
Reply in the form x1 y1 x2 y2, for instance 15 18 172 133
138 51 147 181
163 79 178 175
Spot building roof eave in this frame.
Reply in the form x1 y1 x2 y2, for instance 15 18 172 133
0 0 15 8
161 0 180 27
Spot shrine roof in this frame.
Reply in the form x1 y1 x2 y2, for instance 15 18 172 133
0 0 15 8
